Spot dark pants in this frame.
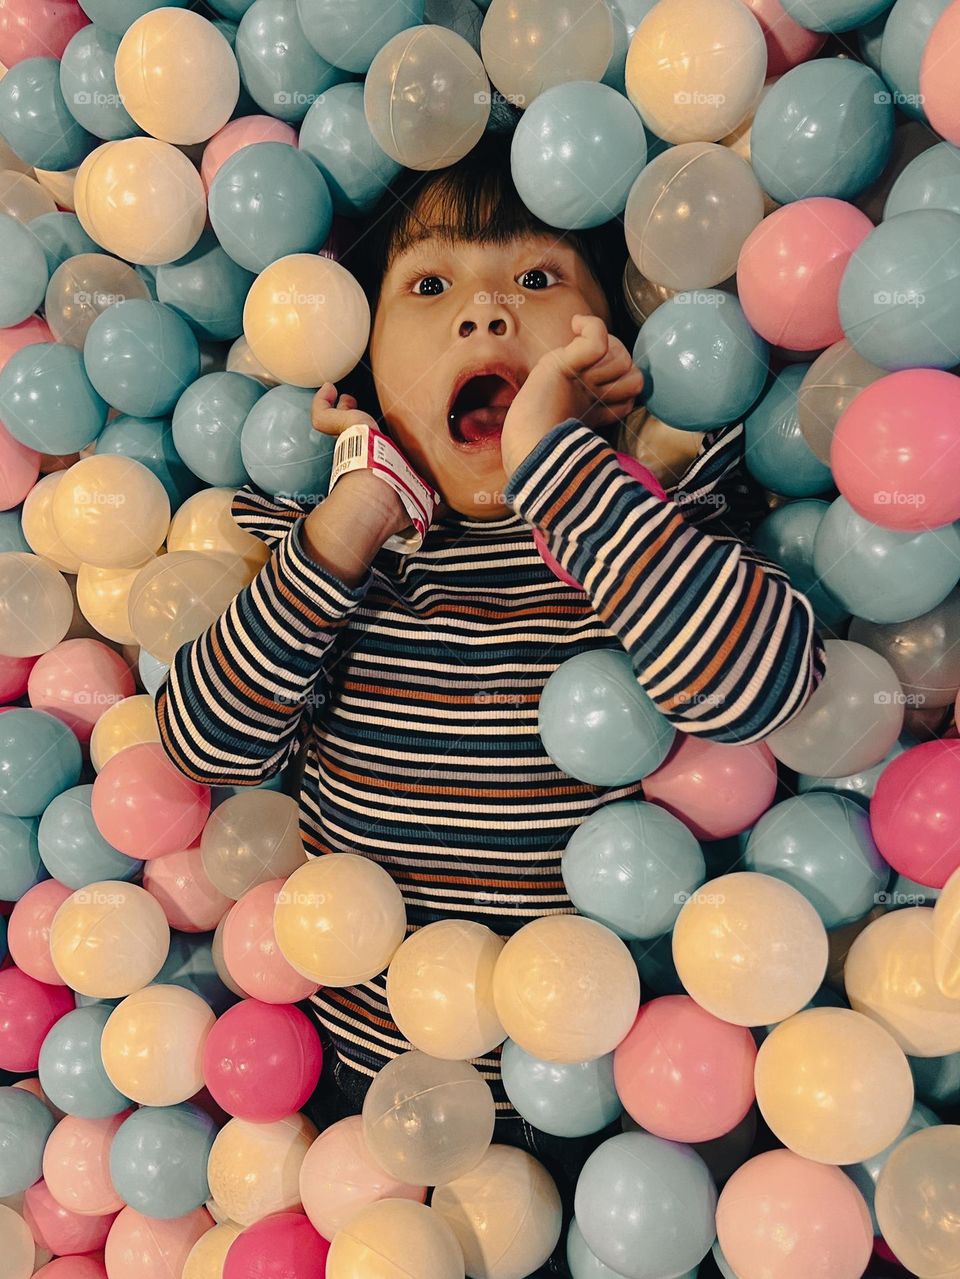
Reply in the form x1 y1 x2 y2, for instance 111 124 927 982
302 1024 619 1279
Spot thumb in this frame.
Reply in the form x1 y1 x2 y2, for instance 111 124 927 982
551 314 610 379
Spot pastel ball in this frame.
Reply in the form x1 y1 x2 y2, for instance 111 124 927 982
0 212 49 327
298 81 402 216
0 55 97 171
0 709 82 818
108 1102 217 1219
83 299 200 419
500 1039 623 1139
38 1003 130 1118
295 0 423 73
100 984 216 1106
239 383 336 500
743 365 835 498
0 342 108 454
326 1198 464 1279
0 1086 57 1196
206 1112 317 1226
49 880 170 998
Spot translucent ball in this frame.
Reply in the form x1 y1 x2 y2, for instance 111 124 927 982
127 550 252 666
200 790 307 900
479 0 614 108
0 553 73 656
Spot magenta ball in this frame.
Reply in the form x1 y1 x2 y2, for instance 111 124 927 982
223 1212 330 1279
533 451 667 587
202 1001 323 1122
870 740 960 888
0 965 74 1072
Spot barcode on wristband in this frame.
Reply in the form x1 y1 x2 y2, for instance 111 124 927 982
343 432 365 463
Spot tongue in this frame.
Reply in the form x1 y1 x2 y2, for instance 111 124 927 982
455 404 507 442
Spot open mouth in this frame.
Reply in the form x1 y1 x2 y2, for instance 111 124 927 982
447 366 522 447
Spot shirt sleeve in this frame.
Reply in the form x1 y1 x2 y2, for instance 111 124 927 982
154 503 374 786
503 417 828 745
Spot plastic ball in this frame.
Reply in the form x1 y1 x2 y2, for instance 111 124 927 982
0 1086 58 1196
220 880 320 1003
38 1004 130 1119
200 115 297 190
239 382 336 499
672 872 828 1026
0 813 45 900
385 920 506 1060
7 879 73 984
91 741 211 860
21 1178 116 1256
242 253 370 389
206 1113 317 1226
165 487 269 575
880 0 953 125
0 966 71 1072
492 915 640 1062
0 708 82 815
21 473 83 573
844 907 960 1056
127 550 252 667
100 984 216 1106
49 881 169 998
34 1258 108 1279
201 1000 322 1121
75 137 207 266
361 1052 495 1187
935 865 960 997
796 339 887 466
0 1204 35 1279
142 845 230 934
43 254 149 349
838 209 960 371
499 1040 622 1139
0 552 73 659
0 56 96 171
574 1131 717 1278
0 170 58 221
108 1103 217 1220
0 342 108 454
28 639 136 748
171 372 265 488
234 0 351 125
624 142 765 291
41 1111 129 1216
103 1205 214 1279
297 81 402 217
765 639 905 778
200 790 307 900
38 784 143 889
716 1148 872 1279
274 853 406 986
0 211 49 326
183 1221 244 1279
0 0 89 65
875 1124 960 1278
58 23 139 142
0 418 41 512
82 298 199 419
222 1211 331 1279
641 735 778 841
295 0 422 72
364 24 488 169
326 1198 464 1279
624 0 766 143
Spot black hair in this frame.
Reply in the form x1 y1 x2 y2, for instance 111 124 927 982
336 127 637 443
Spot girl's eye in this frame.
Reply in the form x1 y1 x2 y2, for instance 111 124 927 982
410 274 451 296
516 261 564 290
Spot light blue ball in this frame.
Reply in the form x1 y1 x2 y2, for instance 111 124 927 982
208 0 257 18
510 81 648 230
857 9 889 72
0 56 97 171
172 371 265 487
155 229 256 343
797 730 914 806
813 497 960 623
27 212 99 275
0 814 46 900
296 0 424 73
138 648 169 697
0 709 82 818
59 24 141 140
109 1103 217 1219
843 1100 939 1231
888 871 940 910
779 0 894 31
83 299 200 417
299 81 402 216
838 208 960 370
76 0 189 35
0 341 108 453
574 1132 717 1279
38 1004 130 1118
94 414 203 513
240 383 336 500
236 0 353 124
567 1217 695 1279
750 58 893 203
155 931 239 1016
538 648 675 787
752 499 850 631
743 365 835 498
632 290 769 431
601 0 660 96
501 1040 623 1139
744 792 891 928
563 800 705 940
0 213 49 326
880 0 952 120
38 784 143 889
209 141 333 273
0 1087 57 1196
0 509 31 553
884 141 960 219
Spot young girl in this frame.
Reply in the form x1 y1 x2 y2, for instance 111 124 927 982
156 130 827 1276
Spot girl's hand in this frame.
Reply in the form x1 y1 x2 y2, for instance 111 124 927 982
500 315 645 478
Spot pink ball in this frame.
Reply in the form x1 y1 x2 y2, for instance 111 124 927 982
869 740 960 888
717 1148 873 1279
23 1180 117 1256
533 450 668 588
34 1258 108 1279
0 965 74 1071
202 1000 323 1122
201 116 299 191
737 198 873 349
27 640 136 750
0 417 41 511
43 1113 130 1217
736 0 826 75
641 735 778 840
221 880 320 1004
104 1207 214 1279
0 315 54 373
143 844 233 932
831 368 960 531
7 879 73 985
613 996 757 1143
921 0 960 146
0 653 37 703
91 742 211 860
0 0 87 66
223 1211 330 1279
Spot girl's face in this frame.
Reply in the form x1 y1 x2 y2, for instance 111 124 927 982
368 219 612 519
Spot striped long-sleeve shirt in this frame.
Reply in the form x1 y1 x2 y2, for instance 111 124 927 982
155 416 827 1113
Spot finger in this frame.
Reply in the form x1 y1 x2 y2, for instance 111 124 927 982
595 369 645 400
552 314 609 377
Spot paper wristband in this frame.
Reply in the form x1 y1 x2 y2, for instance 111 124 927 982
327 422 441 555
